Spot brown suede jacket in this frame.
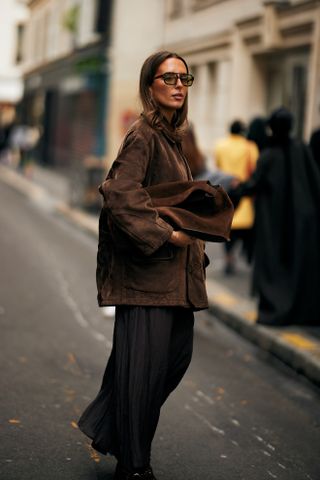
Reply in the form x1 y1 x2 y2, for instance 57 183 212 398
97 117 225 310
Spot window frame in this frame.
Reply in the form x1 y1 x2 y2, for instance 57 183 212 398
191 0 229 12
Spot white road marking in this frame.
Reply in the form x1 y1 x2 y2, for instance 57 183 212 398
56 271 89 328
53 267 113 349
267 471 277 479
91 331 113 349
91 331 107 342
196 390 215 405
254 435 276 454
185 404 225 436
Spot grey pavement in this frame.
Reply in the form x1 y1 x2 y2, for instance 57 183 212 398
1 178 320 480
1 162 320 388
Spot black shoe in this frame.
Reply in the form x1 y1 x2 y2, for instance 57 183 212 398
114 464 156 480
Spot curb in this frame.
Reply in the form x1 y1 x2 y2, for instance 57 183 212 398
56 203 99 237
1 164 320 387
206 279 320 387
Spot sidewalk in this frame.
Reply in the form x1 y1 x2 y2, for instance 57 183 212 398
1 162 320 387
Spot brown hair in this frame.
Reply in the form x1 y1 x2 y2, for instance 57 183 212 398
139 51 189 138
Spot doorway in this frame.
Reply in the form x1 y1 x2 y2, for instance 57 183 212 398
261 50 309 139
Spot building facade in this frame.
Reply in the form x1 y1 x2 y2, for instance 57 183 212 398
105 0 165 162
0 0 29 127
22 0 112 173
163 0 320 154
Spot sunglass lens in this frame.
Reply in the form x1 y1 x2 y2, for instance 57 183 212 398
181 74 193 86
163 74 176 85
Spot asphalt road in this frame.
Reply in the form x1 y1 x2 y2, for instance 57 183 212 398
1 179 320 480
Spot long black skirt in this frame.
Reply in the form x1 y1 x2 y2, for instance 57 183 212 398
78 306 194 470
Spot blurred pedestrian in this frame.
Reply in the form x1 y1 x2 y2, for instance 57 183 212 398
182 123 236 190
78 51 229 480
214 120 259 273
309 127 320 168
231 107 320 326
0 121 14 164
247 116 269 153
10 123 40 176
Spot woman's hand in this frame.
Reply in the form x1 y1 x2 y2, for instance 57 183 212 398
169 231 196 247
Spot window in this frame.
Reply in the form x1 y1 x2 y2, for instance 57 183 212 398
191 0 228 11
42 11 49 60
290 64 307 140
168 0 184 18
15 24 25 63
95 0 112 34
188 65 198 118
207 62 217 125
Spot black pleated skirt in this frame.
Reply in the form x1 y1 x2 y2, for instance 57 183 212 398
78 306 194 470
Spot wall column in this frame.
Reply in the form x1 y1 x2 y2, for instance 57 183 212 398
193 62 210 149
213 60 231 142
106 0 165 166
305 5 320 138
229 27 252 122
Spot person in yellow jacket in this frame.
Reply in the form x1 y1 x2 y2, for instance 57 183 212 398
214 120 259 274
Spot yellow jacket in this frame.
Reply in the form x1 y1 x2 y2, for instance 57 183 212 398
214 134 259 229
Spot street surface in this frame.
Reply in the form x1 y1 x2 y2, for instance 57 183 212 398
1 179 320 480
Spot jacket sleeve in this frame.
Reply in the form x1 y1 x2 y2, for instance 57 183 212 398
101 130 173 256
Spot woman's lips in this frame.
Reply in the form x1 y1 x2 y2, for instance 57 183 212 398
172 94 184 100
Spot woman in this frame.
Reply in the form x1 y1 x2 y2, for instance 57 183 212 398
78 51 209 480
232 107 320 326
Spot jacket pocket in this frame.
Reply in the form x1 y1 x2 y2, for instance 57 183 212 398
123 244 179 293
190 241 209 282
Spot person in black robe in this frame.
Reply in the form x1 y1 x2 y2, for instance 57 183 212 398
231 107 320 326
309 127 320 169
240 117 269 264
247 116 269 153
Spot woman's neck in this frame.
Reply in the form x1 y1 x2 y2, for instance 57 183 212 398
160 108 175 124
